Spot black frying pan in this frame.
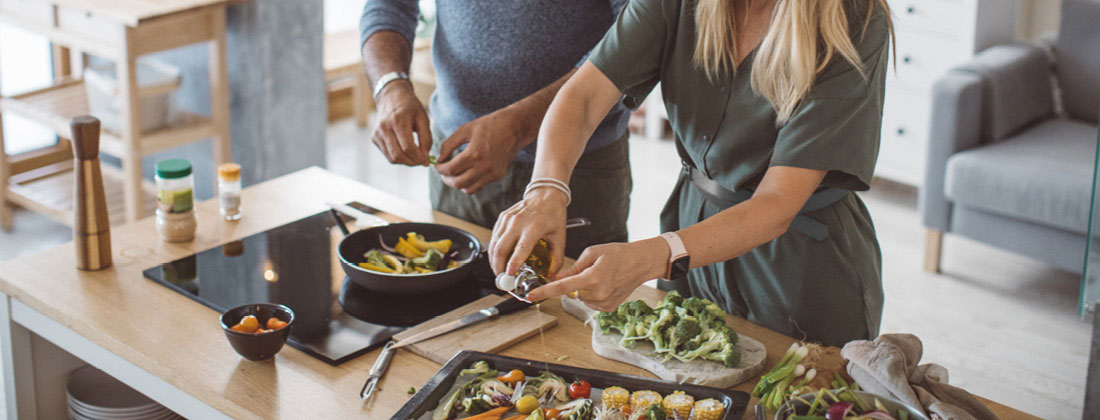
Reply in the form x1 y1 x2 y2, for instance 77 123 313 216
329 203 482 295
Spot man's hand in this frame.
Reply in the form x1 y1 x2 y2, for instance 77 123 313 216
372 81 432 166
435 109 529 194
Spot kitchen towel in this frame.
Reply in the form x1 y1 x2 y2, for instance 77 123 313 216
841 333 999 420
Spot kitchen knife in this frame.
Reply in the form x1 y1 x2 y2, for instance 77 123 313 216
327 201 388 229
391 297 532 349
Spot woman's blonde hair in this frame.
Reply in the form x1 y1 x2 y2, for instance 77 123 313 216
694 0 893 125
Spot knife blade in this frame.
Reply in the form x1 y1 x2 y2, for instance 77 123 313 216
391 297 532 349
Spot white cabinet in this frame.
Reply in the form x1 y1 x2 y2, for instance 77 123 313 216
876 0 1018 186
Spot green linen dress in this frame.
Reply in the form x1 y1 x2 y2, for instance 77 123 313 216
588 0 890 346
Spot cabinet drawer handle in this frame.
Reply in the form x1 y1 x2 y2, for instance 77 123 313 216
906 6 915 14
902 56 912 64
897 127 907 136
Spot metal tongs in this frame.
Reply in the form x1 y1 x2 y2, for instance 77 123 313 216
360 341 396 399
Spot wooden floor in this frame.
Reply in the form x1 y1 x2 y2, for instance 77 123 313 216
0 119 1089 419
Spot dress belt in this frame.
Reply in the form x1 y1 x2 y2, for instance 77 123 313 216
684 163 848 241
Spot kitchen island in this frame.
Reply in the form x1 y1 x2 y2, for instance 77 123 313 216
0 167 1039 419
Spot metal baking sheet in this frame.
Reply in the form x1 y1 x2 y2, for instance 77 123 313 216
395 350 751 419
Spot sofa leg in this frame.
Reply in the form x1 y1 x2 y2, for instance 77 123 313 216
923 229 943 273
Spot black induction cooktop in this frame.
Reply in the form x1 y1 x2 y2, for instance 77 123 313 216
142 204 499 365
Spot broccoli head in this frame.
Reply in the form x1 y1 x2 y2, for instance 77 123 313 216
676 326 741 367
658 291 684 309
596 311 627 336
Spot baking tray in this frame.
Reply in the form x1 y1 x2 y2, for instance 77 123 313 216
394 351 751 420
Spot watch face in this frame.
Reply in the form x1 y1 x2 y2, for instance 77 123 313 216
670 257 691 280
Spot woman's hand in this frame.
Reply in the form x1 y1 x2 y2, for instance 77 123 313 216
490 188 569 276
526 238 670 312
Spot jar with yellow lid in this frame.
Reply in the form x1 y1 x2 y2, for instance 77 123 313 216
218 163 242 220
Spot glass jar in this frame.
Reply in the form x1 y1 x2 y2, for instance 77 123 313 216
155 159 197 242
218 163 242 220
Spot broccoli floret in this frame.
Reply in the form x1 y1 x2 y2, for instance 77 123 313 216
365 249 388 267
647 308 680 352
658 290 684 309
459 360 492 377
675 327 740 367
665 317 701 354
596 311 627 336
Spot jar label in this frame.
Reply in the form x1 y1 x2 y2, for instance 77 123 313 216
158 188 194 213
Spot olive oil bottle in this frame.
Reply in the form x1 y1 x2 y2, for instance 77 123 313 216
495 239 552 302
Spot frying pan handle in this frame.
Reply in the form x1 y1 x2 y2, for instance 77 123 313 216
565 217 591 229
329 208 350 236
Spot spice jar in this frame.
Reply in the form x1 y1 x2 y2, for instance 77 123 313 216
218 163 242 220
154 159 197 242
495 239 552 302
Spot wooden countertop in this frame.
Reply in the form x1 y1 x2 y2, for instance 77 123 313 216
0 167 1038 419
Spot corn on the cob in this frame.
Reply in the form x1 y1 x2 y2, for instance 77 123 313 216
689 398 725 420
630 390 662 412
662 391 694 418
602 386 630 411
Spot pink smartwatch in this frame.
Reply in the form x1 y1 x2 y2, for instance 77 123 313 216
659 232 690 281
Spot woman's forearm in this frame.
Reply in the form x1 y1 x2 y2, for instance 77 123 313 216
676 166 827 270
532 62 624 183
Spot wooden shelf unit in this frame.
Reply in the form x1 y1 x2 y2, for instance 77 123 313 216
0 79 217 159
0 0 233 231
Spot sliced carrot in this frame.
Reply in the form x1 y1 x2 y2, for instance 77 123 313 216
458 406 509 419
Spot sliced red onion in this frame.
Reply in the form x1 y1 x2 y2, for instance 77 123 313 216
826 401 854 420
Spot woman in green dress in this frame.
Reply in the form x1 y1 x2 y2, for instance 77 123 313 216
490 0 894 346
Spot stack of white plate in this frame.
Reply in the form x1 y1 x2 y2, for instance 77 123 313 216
67 366 181 420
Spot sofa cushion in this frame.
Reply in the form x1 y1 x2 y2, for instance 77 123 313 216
944 119 1099 234
1055 0 1100 123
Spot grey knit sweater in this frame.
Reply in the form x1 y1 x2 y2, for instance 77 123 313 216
360 0 630 162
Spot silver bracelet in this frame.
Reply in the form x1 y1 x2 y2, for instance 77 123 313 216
525 179 571 205
373 71 409 98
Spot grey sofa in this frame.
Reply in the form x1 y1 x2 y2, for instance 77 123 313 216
920 0 1100 274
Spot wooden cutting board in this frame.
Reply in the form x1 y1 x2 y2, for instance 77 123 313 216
561 296 767 388
392 294 558 364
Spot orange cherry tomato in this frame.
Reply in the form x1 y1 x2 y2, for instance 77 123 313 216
229 324 250 333
544 408 561 419
255 328 270 334
266 318 288 330
234 315 259 333
497 369 525 383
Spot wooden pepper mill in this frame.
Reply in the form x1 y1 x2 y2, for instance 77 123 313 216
71 116 113 271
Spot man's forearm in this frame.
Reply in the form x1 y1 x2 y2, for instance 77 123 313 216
502 68 578 150
362 30 414 92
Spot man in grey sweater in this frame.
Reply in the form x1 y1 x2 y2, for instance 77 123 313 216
360 0 632 257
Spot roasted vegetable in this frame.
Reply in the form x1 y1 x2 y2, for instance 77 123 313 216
498 369 525 384
601 386 630 412
555 398 594 420
630 391 661 413
688 399 724 420
395 237 424 259
516 395 540 414
407 232 453 254
523 371 568 405
460 361 494 377
634 404 665 420
412 248 445 271
661 391 693 419
568 381 591 400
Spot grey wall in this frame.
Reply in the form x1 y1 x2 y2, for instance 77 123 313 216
123 0 327 199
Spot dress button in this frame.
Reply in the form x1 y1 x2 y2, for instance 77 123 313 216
720 86 728 93
702 135 710 142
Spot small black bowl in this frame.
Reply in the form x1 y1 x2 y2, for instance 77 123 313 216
220 303 295 361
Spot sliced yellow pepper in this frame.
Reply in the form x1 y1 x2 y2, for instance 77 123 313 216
358 262 395 273
406 232 452 254
447 261 459 269
414 267 433 274
395 237 424 259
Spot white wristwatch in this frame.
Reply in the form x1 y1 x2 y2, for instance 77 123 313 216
373 71 409 98
659 232 690 281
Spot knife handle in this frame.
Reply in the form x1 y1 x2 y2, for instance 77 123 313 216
491 296 533 316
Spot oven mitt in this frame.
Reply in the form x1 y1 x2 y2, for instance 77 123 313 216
841 333 1000 420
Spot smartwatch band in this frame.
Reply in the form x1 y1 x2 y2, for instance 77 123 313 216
373 71 410 98
660 232 689 280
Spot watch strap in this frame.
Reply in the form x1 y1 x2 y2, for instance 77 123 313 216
659 232 689 279
373 71 410 98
